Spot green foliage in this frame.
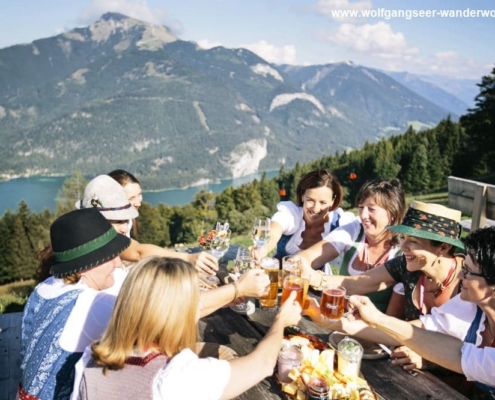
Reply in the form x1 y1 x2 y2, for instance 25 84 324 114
56 171 88 216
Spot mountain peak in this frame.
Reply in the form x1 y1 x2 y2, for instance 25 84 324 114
100 12 129 22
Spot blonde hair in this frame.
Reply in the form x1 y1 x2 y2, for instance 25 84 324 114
91 257 199 371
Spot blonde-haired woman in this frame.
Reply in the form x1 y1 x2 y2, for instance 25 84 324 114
74 257 302 399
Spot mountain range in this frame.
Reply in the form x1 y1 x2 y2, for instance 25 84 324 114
0 13 469 189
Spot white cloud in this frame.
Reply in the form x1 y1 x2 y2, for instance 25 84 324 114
197 39 223 49
320 22 419 58
77 0 183 33
239 40 297 64
313 0 372 22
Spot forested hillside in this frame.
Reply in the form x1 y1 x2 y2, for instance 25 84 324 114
0 66 493 285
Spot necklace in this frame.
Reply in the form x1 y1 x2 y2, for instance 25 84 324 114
485 319 495 348
364 240 391 271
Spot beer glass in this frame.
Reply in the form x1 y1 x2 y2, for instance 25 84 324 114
320 285 346 320
259 257 279 309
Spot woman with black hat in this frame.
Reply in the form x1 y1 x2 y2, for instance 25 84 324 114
19 208 131 400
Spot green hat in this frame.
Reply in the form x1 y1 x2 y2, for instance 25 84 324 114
386 201 464 249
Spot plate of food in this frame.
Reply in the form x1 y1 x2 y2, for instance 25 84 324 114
278 332 376 400
328 331 392 360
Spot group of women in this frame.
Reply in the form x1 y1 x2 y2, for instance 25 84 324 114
19 167 494 399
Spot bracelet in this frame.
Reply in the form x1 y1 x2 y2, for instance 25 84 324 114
231 281 239 302
312 270 327 291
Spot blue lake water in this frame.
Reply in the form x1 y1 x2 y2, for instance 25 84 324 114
0 171 279 215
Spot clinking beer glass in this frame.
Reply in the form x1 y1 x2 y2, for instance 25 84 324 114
320 285 346 320
259 257 279 309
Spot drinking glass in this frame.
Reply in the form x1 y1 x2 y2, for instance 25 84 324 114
282 255 302 283
252 217 271 248
259 257 279 310
209 228 231 260
320 285 347 320
280 275 304 308
230 247 255 314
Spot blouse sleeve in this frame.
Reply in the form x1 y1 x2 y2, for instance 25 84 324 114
420 294 476 340
271 201 301 235
154 349 231 399
383 256 405 284
461 343 495 386
322 219 361 254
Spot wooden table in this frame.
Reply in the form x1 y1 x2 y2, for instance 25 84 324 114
197 245 468 400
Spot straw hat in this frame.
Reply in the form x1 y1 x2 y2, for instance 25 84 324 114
386 201 464 249
75 175 138 220
50 208 130 277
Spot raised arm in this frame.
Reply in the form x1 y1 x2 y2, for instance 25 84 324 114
199 269 269 317
220 291 302 399
350 295 463 373
119 239 219 274
298 239 339 270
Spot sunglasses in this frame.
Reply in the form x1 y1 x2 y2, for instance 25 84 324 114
461 263 485 279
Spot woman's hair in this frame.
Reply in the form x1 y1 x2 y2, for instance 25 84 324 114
296 169 343 210
108 169 140 186
464 227 495 285
355 179 406 246
91 257 199 371
108 169 140 238
429 239 456 257
35 244 80 284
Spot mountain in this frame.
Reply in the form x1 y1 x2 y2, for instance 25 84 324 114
0 13 454 189
415 74 479 109
383 71 469 115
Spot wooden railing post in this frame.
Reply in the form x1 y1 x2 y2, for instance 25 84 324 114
472 184 487 231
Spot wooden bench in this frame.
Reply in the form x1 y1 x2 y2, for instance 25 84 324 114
447 176 495 232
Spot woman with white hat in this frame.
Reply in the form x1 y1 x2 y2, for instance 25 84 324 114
76 174 270 318
19 208 131 400
76 175 219 276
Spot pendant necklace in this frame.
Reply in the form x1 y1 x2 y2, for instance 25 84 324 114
364 240 391 271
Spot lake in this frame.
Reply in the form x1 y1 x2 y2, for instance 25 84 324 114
0 171 279 215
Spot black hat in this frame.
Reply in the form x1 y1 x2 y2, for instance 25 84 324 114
50 208 131 278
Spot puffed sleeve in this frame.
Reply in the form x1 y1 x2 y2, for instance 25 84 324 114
461 343 495 386
271 201 302 236
420 294 476 340
154 349 231 399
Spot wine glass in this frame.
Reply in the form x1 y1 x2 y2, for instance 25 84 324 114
210 229 231 260
230 247 256 314
252 217 271 249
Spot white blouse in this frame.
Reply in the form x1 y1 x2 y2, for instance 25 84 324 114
271 201 356 272
420 294 494 386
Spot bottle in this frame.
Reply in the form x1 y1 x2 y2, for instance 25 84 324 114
306 377 329 400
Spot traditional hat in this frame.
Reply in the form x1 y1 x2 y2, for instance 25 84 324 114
75 175 138 220
50 208 131 277
386 201 464 249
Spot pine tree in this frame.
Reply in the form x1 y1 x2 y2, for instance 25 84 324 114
57 171 88 215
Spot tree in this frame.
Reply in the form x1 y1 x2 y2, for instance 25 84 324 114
457 67 495 178
56 171 88 215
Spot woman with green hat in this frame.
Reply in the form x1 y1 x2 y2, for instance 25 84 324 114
303 201 465 322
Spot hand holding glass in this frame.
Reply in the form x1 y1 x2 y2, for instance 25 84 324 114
231 247 255 313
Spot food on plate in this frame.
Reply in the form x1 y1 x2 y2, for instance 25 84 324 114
279 334 375 400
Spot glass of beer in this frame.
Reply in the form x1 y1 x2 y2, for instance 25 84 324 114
259 257 279 309
320 285 346 320
281 275 304 307
282 255 301 285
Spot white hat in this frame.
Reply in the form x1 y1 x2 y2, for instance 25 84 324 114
75 175 139 220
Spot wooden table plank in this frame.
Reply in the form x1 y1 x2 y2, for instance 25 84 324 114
247 306 467 400
200 306 284 400
0 312 23 400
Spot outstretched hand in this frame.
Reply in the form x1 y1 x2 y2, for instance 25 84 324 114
276 291 302 327
347 295 384 327
237 268 270 298
189 252 219 275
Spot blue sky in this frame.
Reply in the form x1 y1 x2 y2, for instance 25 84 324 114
0 0 493 80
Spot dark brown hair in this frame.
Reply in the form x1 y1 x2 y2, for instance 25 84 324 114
296 169 343 210
108 169 140 239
